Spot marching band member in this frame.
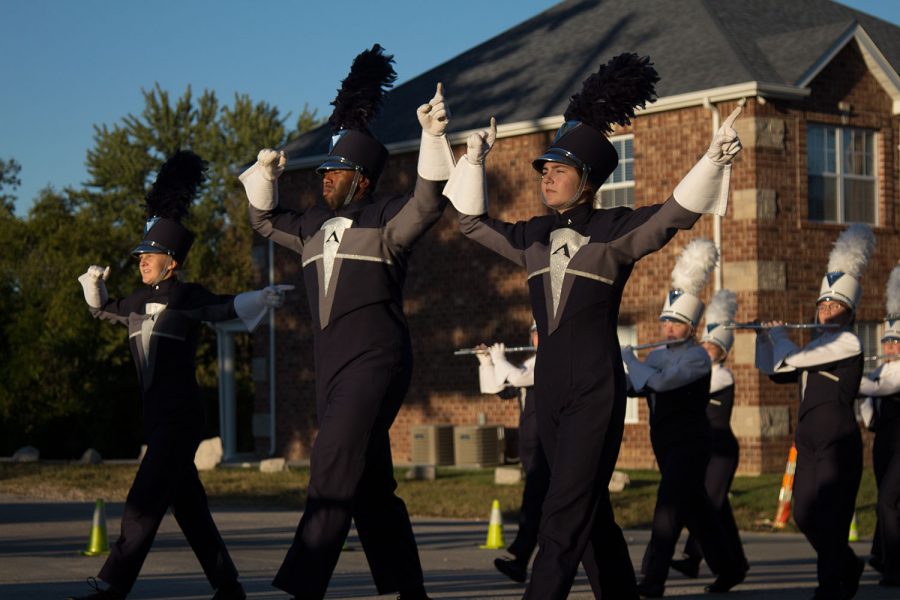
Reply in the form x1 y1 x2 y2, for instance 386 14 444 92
671 289 748 580
623 241 746 597
756 224 875 600
444 52 743 599
240 45 454 600
474 323 550 584
859 265 900 587
71 151 287 600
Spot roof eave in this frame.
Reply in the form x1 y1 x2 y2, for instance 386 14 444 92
283 81 811 171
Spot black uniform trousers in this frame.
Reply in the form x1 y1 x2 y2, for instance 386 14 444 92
507 388 550 562
525 352 637 600
872 407 900 579
793 403 862 598
641 434 739 584
681 431 746 569
272 346 423 599
99 418 238 594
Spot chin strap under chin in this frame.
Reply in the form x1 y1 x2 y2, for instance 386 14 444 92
341 170 363 208
150 256 174 287
542 168 591 212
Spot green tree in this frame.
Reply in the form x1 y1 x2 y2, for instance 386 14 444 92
0 157 22 212
0 86 321 457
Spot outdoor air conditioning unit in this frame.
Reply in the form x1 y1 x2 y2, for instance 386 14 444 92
410 424 455 466
453 425 503 468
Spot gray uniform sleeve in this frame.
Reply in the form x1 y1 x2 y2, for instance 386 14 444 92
383 177 448 251
248 204 305 255
607 197 701 261
458 213 529 267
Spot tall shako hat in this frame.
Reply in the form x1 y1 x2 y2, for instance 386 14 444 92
532 53 658 202
659 238 719 327
316 44 397 190
882 266 900 341
701 289 738 354
817 223 875 311
131 150 207 263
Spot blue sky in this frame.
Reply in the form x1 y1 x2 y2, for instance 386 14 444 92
2 0 898 214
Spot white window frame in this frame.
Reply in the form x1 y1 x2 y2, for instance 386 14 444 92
807 124 878 225
618 324 641 423
595 135 635 209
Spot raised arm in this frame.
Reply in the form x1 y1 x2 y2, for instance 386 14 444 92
859 364 900 397
622 346 711 393
241 149 305 254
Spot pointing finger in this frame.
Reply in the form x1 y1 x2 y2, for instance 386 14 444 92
722 106 742 130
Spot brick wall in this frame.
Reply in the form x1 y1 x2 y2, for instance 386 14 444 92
252 39 898 474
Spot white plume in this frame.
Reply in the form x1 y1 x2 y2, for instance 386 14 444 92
671 238 719 295
705 289 737 325
886 265 900 317
827 223 875 279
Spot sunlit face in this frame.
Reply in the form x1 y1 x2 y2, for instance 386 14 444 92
702 341 726 363
540 163 588 211
660 319 693 341
321 169 369 210
139 252 176 285
883 339 900 361
816 300 852 326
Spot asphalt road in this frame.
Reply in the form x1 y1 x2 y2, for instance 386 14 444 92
0 495 894 599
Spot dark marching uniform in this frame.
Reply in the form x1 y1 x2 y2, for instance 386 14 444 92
860 359 900 583
757 328 864 598
625 340 742 588
676 362 747 572
249 178 446 599
461 198 706 599
89 278 243 595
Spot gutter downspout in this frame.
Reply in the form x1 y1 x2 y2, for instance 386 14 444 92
268 239 277 456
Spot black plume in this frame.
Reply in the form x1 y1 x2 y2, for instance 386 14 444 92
328 44 397 133
565 53 659 134
144 150 208 220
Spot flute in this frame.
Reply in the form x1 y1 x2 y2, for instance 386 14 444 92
726 322 840 330
626 338 690 351
453 345 536 356
865 354 900 362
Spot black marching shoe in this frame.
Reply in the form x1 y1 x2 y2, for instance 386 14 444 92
67 578 126 600
211 580 246 600
396 586 432 600
879 575 900 587
636 578 665 598
840 556 865 599
670 556 700 578
494 556 528 583
704 569 745 594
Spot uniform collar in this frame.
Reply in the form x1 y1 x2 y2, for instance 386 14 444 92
554 202 592 228
151 277 178 292
320 193 373 219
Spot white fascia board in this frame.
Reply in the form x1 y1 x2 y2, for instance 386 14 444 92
853 27 900 115
796 22 859 88
284 82 809 171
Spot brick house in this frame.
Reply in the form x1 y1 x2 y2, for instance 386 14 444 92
248 0 900 474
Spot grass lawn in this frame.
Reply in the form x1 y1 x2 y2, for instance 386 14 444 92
0 462 878 535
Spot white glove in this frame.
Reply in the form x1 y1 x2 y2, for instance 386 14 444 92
474 344 492 367
707 107 743 167
239 149 286 211
417 83 456 180
489 342 506 364
673 106 742 216
262 284 293 308
442 118 496 215
234 284 294 331
465 117 497 165
417 82 450 136
78 265 110 309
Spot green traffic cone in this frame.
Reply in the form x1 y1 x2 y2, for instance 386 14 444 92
81 498 110 556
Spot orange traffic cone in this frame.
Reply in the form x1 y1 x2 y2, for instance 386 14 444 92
80 498 110 556
480 499 505 549
773 444 798 529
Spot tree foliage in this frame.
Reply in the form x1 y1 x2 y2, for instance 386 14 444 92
0 86 321 457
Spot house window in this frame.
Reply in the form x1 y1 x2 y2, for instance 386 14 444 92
855 321 880 375
618 324 641 423
807 124 877 224
596 136 634 209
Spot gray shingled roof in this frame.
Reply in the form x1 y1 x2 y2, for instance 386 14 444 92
283 0 899 161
